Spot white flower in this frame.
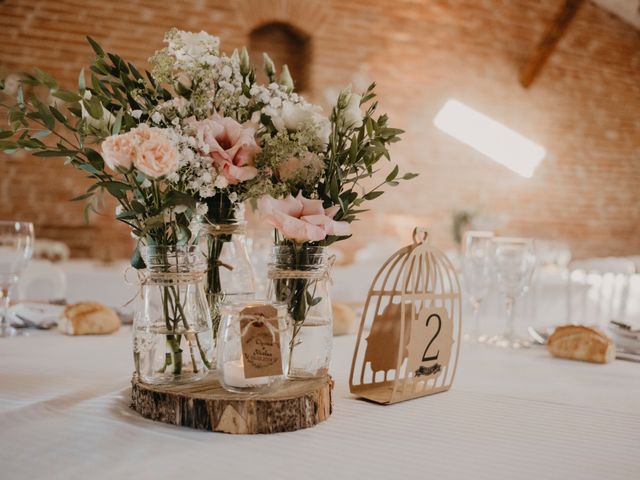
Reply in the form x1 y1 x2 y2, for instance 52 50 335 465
115 205 124 216
229 192 238 203
131 110 143 119
317 117 331 146
214 175 229 189
172 30 220 60
221 65 232 79
151 112 164 124
269 97 282 108
196 203 209 216
281 101 321 131
343 93 363 128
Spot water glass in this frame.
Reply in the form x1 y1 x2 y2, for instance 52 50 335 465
0 221 35 338
491 237 536 348
462 230 494 342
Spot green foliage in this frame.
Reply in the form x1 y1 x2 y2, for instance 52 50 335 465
318 83 418 244
0 36 197 263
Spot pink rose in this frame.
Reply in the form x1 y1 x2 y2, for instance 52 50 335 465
187 115 260 185
101 126 179 179
101 133 138 171
134 129 179 178
257 191 351 242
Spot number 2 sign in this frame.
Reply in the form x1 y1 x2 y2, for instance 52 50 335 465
350 228 462 405
407 307 453 380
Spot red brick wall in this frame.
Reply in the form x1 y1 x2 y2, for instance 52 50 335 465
0 0 638 260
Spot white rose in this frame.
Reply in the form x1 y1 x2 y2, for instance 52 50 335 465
342 93 363 128
281 101 317 131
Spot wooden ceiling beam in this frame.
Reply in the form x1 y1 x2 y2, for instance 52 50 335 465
519 0 586 88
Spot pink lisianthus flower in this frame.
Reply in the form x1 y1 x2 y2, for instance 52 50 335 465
187 115 260 185
257 191 351 243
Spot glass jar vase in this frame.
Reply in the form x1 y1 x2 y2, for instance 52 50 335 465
195 207 255 336
133 245 214 385
267 245 333 379
217 301 291 393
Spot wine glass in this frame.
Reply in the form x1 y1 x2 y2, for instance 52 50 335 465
0 221 35 338
462 231 494 342
491 237 536 348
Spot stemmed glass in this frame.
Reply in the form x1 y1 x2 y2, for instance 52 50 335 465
462 231 494 342
0 221 34 338
491 237 536 348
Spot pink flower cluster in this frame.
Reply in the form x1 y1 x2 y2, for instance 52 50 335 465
187 115 261 185
101 125 179 178
257 191 351 242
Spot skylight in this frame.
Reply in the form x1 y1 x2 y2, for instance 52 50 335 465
433 99 546 178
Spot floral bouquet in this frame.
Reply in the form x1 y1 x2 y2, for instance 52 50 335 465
252 83 417 376
0 28 416 382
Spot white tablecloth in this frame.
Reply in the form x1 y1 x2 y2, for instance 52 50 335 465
1 330 638 480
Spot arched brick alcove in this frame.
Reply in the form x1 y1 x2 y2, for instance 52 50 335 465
236 0 328 93
249 22 310 91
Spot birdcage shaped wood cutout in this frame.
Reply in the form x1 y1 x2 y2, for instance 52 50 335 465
349 227 462 405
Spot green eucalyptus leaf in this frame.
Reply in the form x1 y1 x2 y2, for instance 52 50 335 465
0 131 13 139
0 140 18 150
165 190 197 210
83 96 103 119
78 68 86 90
86 36 105 57
112 109 123 135
33 149 77 157
385 165 399 182
34 68 57 90
130 245 146 269
70 192 94 202
402 172 419 180
52 90 81 103
363 190 384 201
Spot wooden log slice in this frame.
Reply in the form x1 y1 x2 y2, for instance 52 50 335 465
130 374 333 434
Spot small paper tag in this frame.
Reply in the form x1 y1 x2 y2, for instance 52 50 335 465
240 304 283 379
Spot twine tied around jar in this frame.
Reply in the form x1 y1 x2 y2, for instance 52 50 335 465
122 267 206 307
232 313 289 343
267 254 336 282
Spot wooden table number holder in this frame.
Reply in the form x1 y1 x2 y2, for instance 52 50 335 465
349 227 462 404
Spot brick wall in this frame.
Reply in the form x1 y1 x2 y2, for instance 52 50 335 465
0 0 638 261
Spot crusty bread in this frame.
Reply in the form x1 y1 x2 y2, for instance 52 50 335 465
332 302 358 336
59 301 120 336
547 325 615 364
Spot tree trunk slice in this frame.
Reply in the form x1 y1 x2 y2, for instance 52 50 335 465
130 374 333 434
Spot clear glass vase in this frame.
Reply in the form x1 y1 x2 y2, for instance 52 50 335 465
195 206 256 338
267 245 333 379
133 245 214 385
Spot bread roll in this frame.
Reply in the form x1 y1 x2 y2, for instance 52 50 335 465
547 325 615 364
332 302 358 336
59 301 121 336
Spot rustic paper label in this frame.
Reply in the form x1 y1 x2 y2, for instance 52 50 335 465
240 304 283 379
